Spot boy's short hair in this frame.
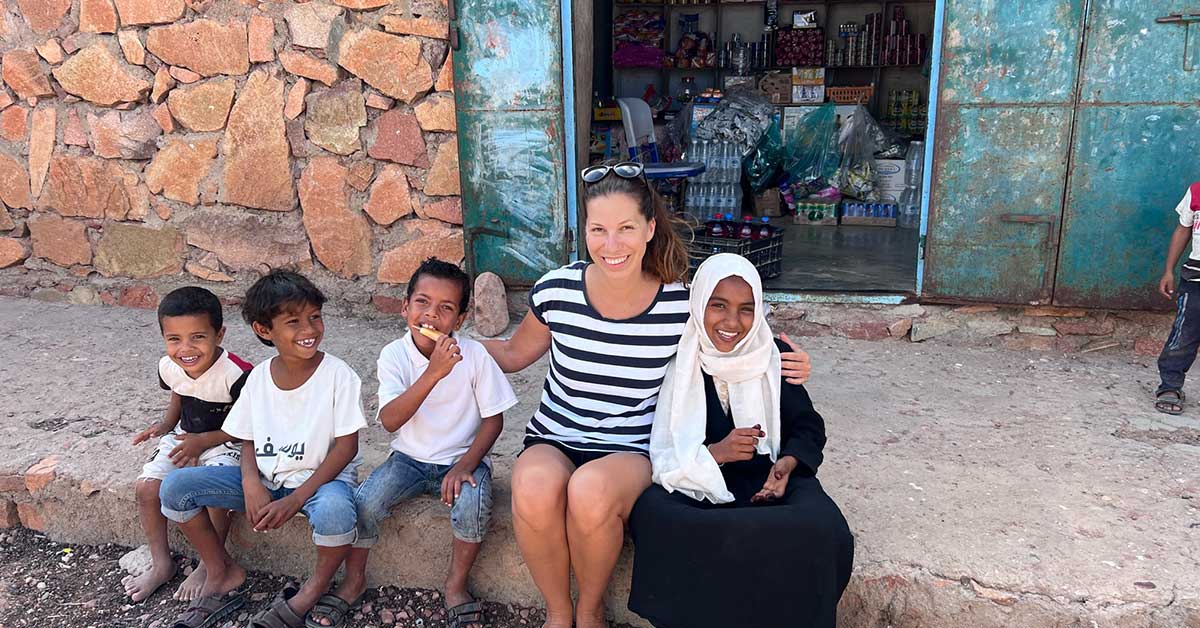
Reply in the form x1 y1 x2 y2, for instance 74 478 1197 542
406 257 471 312
241 270 327 346
158 286 223 332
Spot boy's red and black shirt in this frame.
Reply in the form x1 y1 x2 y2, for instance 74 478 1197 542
158 350 253 434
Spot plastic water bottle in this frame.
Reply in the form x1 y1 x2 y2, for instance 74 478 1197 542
739 215 754 239
757 216 772 240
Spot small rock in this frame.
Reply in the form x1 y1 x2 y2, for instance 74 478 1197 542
1017 325 1058 337
473 272 509 337
119 545 154 577
910 319 958 343
380 609 395 623
887 318 912 338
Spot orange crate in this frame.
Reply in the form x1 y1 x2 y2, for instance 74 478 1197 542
827 85 874 104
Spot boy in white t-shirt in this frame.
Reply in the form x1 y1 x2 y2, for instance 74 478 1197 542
329 258 517 628
159 270 367 628
1155 182 1200 415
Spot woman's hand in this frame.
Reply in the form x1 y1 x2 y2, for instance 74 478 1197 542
707 425 764 465
779 333 811 385
752 455 798 503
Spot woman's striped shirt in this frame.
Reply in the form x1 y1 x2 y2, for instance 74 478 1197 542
527 261 690 454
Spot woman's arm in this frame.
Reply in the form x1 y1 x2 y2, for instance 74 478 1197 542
481 311 552 373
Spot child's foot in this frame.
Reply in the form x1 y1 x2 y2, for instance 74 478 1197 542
198 559 246 598
444 588 484 628
173 560 207 601
304 574 365 627
122 562 176 602
1155 390 1185 415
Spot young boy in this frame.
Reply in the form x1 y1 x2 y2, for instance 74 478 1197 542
126 286 250 603
317 258 517 628
1156 182 1200 414
159 270 366 628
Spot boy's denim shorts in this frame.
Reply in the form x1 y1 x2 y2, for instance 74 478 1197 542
353 451 493 547
159 465 358 547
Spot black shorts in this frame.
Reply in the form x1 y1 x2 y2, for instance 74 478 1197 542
520 436 643 468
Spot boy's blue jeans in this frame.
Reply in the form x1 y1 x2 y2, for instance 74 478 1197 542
352 451 492 547
159 466 358 547
1158 279 1200 395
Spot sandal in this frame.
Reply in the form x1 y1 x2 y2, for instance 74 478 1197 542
446 599 485 628
1155 390 1185 415
304 592 361 628
170 591 245 628
250 597 306 628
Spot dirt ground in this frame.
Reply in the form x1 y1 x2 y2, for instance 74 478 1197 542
0 527 636 628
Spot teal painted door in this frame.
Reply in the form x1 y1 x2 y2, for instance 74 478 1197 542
924 0 1086 304
1053 1 1200 309
451 0 570 285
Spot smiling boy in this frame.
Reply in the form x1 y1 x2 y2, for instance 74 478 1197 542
126 287 251 603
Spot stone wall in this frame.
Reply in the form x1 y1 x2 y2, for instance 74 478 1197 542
0 0 464 316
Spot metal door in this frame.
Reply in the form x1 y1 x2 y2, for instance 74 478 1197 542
923 1 1086 304
1054 1 1200 309
452 0 570 285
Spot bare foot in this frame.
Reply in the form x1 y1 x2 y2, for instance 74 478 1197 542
174 561 207 601
198 559 245 599
122 563 177 603
307 573 367 627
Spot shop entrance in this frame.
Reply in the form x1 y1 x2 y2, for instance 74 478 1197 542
579 0 940 293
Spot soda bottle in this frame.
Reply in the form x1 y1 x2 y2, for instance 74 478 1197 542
724 213 736 234
710 212 725 238
757 216 772 240
739 215 754 239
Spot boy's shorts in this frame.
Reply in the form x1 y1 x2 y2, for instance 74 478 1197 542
353 451 493 547
138 431 241 482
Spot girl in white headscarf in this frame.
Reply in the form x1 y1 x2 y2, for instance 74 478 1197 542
627 253 854 628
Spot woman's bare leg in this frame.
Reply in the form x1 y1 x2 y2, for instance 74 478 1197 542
565 453 651 628
511 445 576 628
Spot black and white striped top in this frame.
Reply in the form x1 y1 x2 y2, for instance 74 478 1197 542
527 262 690 454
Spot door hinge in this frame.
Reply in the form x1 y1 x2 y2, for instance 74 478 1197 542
567 228 576 253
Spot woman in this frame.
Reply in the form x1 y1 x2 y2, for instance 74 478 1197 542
483 163 811 628
628 253 854 628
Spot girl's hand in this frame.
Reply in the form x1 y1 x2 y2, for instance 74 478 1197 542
708 425 764 465
779 334 811 385
752 456 797 503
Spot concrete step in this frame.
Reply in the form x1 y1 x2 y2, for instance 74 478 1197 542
1 297 1197 627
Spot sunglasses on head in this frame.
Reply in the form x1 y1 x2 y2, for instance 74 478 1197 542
581 162 645 184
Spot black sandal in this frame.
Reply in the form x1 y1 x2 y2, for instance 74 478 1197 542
446 599 485 628
304 592 360 628
171 591 244 628
1155 390 1184 415
249 584 304 628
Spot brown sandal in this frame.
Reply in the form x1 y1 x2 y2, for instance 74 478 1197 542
170 591 244 628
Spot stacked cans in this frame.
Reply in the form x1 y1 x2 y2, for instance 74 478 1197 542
827 8 926 67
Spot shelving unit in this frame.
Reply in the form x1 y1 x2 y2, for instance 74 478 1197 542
611 0 933 124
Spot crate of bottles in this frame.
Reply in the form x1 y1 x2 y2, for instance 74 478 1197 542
685 217 784 279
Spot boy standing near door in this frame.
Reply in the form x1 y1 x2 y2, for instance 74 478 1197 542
1154 182 1200 414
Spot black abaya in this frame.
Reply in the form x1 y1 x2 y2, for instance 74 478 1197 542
628 341 854 628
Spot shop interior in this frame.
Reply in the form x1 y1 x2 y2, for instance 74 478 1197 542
585 0 935 293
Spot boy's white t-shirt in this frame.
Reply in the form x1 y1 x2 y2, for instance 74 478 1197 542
1175 186 1200 264
376 332 518 466
222 353 367 490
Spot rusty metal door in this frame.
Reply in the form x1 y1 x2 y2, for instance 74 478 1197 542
1053 2 1200 309
923 1 1086 304
451 0 570 285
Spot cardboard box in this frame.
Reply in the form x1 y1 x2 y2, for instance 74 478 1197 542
754 188 781 217
791 85 825 104
875 159 906 203
841 215 896 227
593 107 621 122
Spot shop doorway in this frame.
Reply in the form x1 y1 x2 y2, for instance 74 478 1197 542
578 0 941 294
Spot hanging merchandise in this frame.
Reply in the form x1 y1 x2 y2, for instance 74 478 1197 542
764 0 779 31
613 10 666 68
781 102 839 198
745 120 784 193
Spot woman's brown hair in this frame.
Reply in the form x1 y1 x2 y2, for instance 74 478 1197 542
582 173 690 285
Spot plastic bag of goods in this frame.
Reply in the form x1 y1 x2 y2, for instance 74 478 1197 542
694 92 775 158
836 104 881 200
744 119 784 193
781 102 839 196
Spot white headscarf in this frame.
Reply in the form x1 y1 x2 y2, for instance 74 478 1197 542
650 253 781 504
